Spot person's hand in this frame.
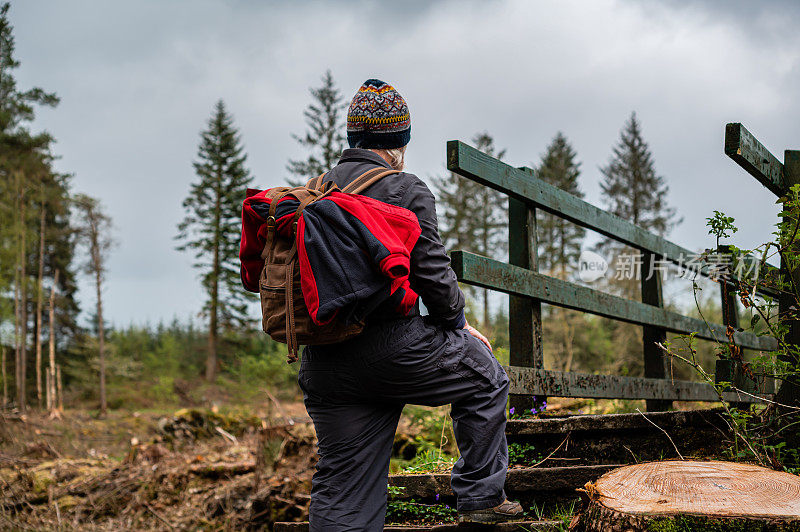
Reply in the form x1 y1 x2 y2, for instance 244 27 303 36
464 321 492 352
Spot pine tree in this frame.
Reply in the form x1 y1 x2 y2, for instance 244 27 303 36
286 70 346 185
73 194 113 417
0 2 80 412
176 100 254 382
599 112 680 299
0 2 58 134
436 132 508 331
534 133 587 372
599 112 680 376
536 132 585 278
600 113 678 237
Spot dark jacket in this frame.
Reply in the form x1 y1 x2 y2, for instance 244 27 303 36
321 149 466 329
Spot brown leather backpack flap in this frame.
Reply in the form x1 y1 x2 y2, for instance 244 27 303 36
259 238 300 344
259 236 296 286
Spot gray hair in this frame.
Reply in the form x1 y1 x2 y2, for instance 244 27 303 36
386 147 406 171
376 146 406 171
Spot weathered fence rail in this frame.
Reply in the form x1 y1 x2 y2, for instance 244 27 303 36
451 251 774 351
447 124 789 411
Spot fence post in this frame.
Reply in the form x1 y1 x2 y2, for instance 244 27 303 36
717 249 749 408
720 282 740 331
508 167 544 414
641 252 671 411
777 150 800 408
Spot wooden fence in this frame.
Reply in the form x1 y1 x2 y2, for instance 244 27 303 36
447 122 794 412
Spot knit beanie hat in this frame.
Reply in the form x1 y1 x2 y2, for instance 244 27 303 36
347 79 411 149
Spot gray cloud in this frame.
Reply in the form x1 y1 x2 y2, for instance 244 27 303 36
11 0 800 326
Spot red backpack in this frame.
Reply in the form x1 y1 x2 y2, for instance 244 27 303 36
255 168 399 362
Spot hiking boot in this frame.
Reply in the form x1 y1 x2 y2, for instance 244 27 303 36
458 499 524 524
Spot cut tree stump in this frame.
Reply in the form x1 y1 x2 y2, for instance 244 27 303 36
573 460 800 531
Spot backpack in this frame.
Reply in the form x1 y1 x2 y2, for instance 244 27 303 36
258 167 400 362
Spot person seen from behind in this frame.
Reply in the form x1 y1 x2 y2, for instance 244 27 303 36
299 78 522 530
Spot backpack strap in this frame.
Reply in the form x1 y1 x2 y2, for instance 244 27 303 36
305 172 327 191
267 167 397 256
341 167 400 194
289 192 321 234
285 239 300 363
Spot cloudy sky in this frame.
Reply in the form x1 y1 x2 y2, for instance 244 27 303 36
11 0 800 326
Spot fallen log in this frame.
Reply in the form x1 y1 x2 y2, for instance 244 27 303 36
572 460 800 531
188 461 255 478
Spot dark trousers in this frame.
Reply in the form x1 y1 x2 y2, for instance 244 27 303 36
299 316 510 532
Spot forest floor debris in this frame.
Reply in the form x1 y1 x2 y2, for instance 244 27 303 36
0 400 697 530
0 407 317 531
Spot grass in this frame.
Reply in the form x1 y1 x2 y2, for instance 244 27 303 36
386 485 458 524
508 442 543 466
400 448 458 473
391 405 461 473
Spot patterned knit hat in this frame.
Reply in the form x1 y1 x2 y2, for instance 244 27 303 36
347 79 411 149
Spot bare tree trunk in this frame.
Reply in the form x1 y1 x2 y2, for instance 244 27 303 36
207 268 218 381
2 347 6 407
14 173 21 411
19 205 28 413
48 269 59 414
45 370 51 412
14 259 21 410
207 190 221 382
559 223 567 280
56 364 63 412
94 240 107 417
35 193 45 409
482 288 490 333
563 309 576 373
557 230 576 373
75 195 114 414
15 174 27 413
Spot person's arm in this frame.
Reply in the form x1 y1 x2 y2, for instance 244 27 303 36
401 178 466 329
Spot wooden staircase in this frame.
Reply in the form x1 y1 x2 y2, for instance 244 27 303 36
274 522 561 531
274 408 729 531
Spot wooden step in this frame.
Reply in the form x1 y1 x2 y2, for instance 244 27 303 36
507 408 726 435
277 412 723 530
274 520 563 531
506 409 728 465
390 464 616 503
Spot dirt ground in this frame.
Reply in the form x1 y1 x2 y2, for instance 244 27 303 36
0 398 712 530
0 405 318 531
0 399 455 531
